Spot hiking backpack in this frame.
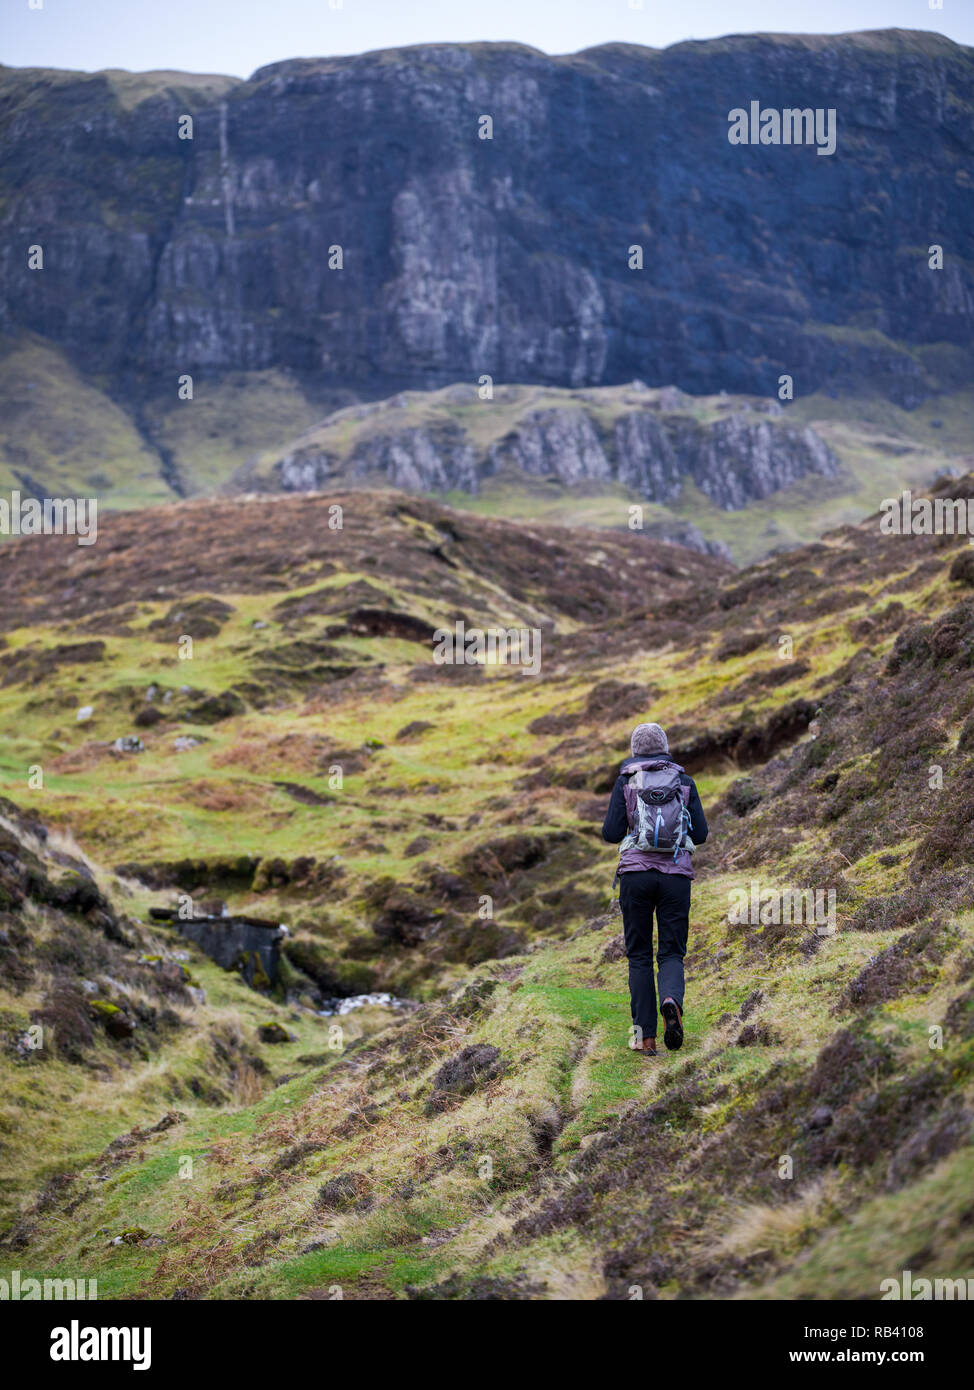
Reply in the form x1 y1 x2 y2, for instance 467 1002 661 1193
621 758 692 860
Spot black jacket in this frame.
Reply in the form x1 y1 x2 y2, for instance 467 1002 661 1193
602 756 709 846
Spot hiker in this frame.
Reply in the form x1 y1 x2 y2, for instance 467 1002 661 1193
602 722 708 1058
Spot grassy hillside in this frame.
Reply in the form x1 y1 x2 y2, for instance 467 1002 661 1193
0 334 174 510
1 478 973 1298
138 370 333 498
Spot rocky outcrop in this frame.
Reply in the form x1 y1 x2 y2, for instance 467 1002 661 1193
674 412 841 510
265 386 840 510
1 30 972 410
278 419 480 493
488 410 613 485
613 410 683 500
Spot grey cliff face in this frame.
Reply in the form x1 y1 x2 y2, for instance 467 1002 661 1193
488 410 613 486
1 31 972 409
613 412 683 501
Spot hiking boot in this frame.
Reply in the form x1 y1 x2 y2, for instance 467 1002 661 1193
661 999 684 1051
637 1038 657 1059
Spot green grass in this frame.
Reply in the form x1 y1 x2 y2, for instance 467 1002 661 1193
3 464 974 1298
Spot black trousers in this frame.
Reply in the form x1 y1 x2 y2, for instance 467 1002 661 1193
619 869 691 1041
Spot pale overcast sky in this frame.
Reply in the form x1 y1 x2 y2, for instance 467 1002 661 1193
2 0 970 78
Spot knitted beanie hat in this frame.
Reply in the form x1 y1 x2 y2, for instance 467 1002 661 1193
630 722 669 757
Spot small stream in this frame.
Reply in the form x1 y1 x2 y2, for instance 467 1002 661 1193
317 991 416 1018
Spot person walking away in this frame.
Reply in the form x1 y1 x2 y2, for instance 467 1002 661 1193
602 722 708 1058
